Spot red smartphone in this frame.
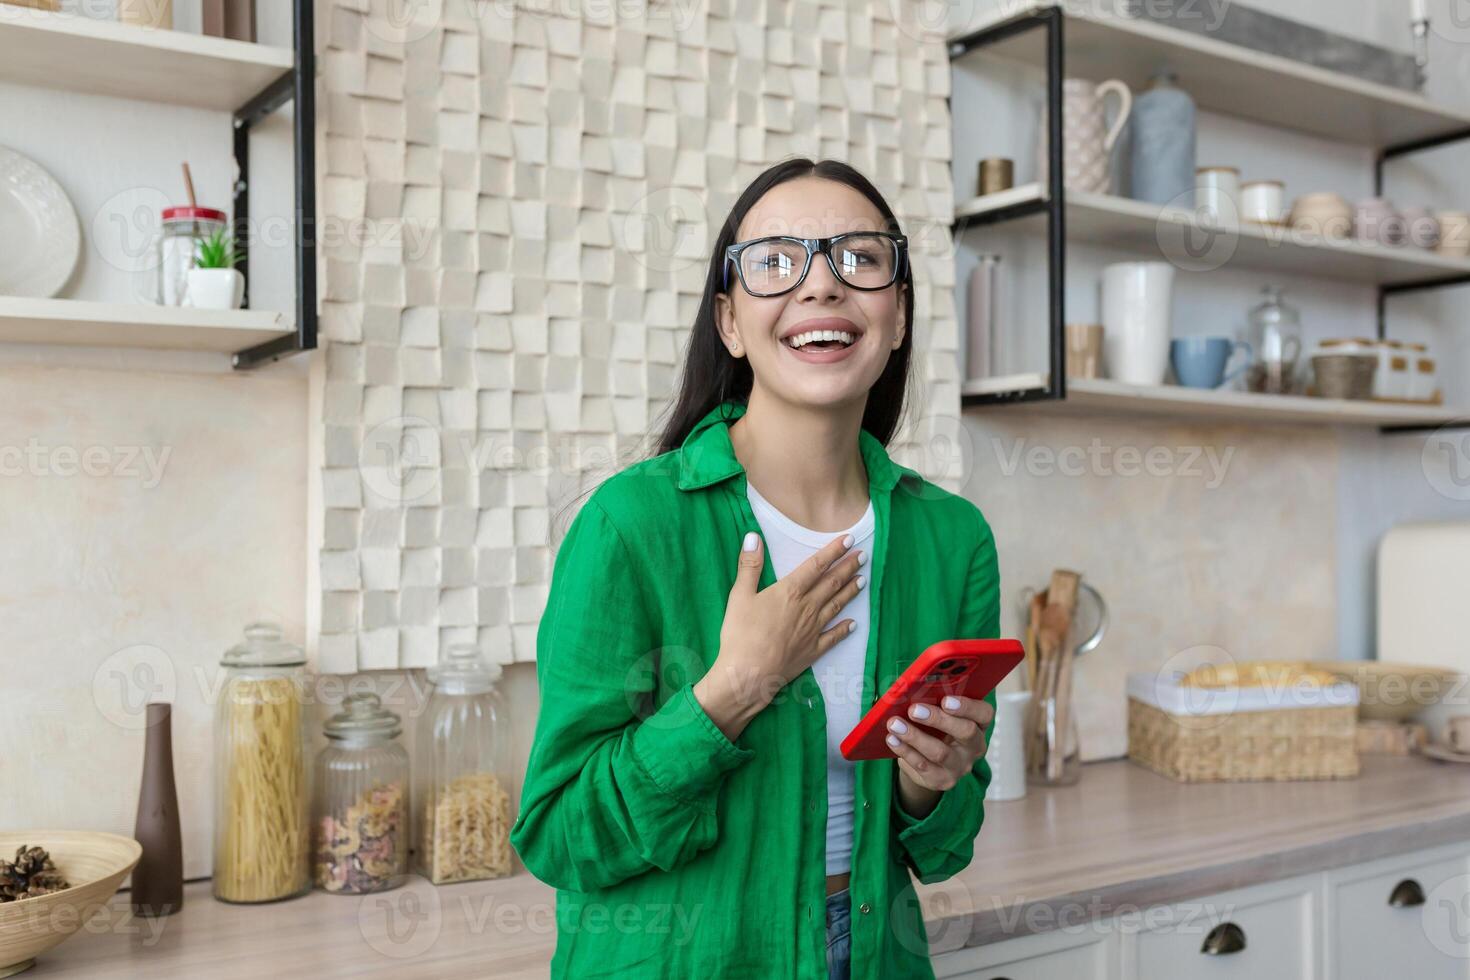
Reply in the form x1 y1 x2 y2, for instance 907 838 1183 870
840 639 1024 761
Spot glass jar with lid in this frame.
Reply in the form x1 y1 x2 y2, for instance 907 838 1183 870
313 693 409 894
158 206 228 306
1246 285 1304 395
213 622 311 903
416 643 514 884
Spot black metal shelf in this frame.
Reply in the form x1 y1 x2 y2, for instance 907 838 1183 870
231 0 316 370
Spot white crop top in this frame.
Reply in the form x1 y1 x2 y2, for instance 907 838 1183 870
746 478 874 876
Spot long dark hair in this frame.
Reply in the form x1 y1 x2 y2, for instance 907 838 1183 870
550 158 915 542
652 157 915 454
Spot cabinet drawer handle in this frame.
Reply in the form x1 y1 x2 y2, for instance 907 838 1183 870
1201 922 1247 955
1389 878 1426 908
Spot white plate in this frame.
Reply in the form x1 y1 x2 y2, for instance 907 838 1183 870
0 146 80 298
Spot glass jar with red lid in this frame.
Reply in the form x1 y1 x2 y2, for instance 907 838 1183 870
157 205 228 306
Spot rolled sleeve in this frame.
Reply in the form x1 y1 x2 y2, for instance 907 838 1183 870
630 681 756 810
510 497 756 893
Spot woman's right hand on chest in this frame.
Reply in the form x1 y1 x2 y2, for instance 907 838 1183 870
693 531 866 740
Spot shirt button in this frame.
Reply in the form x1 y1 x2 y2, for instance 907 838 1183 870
862 800 871 810
859 902 872 915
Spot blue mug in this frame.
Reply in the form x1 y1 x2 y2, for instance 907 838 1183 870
1170 337 1253 389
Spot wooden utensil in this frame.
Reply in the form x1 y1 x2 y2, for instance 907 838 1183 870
1024 590 1045 692
1033 570 1080 780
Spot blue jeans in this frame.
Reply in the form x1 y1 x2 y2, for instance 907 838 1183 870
825 886 852 980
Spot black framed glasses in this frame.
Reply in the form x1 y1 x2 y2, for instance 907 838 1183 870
722 232 907 297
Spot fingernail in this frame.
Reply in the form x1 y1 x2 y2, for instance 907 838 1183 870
855 575 865 590
943 696 961 711
842 533 854 549
911 704 930 720
886 734 900 748
847 621 857 633
857 550 867 566
890 718 908 734
743 532 759 552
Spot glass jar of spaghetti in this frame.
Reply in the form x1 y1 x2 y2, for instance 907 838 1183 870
212 622 311 903
313 693 409 894
415 643 513 885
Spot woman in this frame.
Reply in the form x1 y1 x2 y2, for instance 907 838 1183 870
509 158 1001 979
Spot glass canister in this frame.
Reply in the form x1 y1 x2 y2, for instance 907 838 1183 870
157 206 228 306
314 693 409 895
1246 285 1303 395
416 643 513 885
213 622 311 903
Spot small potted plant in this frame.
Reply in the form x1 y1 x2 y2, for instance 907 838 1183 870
185 228 244 310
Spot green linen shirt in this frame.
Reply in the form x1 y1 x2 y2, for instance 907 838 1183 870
510 399 1001 979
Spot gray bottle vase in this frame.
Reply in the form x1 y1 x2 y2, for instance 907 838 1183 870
1129 73 1196 208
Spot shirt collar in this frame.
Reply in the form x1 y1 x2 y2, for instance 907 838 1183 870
674 399 921 494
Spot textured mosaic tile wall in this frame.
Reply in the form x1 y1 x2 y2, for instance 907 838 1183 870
313 0 962 673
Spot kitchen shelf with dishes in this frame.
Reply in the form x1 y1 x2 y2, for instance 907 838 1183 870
0 3 315 367
954 183 1470 288
961 373 1466 430
948 3 1470 434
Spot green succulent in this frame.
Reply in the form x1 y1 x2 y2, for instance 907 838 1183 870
194 227 241 270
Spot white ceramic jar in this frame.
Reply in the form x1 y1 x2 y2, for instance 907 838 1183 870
1195 166 1239 225
1240 179 1285 224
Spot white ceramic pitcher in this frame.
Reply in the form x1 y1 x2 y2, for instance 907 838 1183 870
1037 78 1132 194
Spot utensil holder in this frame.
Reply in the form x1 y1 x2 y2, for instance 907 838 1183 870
1025 690 1081 786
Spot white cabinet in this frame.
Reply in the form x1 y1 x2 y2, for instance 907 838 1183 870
1120 874 1323 980
930 843 1470 980
933 926 1119 980
1325 842 1470 980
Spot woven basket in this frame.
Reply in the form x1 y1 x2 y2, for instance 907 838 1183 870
1127 697 1359 782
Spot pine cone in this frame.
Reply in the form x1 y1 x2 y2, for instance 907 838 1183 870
0 846 70 902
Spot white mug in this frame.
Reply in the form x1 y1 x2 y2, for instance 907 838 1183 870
1195 167 1240 226
1102 261 1176 386
985 691 1032 802
1241 180 1285 224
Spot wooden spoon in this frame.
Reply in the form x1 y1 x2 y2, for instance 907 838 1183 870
1037 570 1080 779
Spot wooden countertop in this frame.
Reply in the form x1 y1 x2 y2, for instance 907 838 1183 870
30 754 1470 977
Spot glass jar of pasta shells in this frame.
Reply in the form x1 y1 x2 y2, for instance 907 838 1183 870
416 643 513 885
212 622 311 903
313 693 410 894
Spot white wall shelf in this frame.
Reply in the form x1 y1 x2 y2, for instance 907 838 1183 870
0 297 293 353
961 375 1465 429
949 1 1470 148
0 7 293 111
955 183 1470 288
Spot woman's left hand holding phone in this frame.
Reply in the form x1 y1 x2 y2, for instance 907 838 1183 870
888 695 995 818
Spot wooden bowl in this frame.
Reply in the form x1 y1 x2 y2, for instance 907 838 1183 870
0 831 141 978
1305 661 1461 722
